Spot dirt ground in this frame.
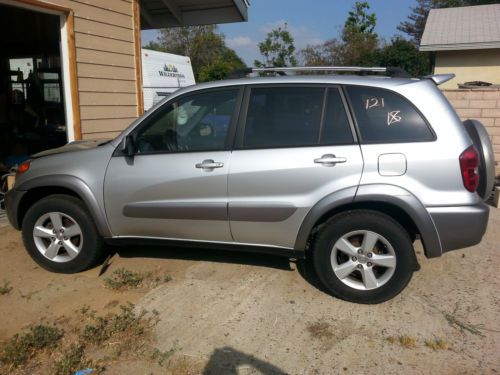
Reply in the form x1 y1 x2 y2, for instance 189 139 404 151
0 208 499 374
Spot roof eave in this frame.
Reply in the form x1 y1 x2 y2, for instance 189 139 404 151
420 41 500 52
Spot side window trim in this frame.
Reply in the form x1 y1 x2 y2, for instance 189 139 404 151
114 86 244 156
234 84 357 150
342 84 436 144
337 86 360 144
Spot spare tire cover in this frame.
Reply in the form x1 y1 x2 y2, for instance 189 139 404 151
463 119 495 200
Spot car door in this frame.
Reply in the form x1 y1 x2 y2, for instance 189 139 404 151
104 87 242 242
228 85 364 248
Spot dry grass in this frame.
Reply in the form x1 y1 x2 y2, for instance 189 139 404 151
386 334 418 349
425 338 448 351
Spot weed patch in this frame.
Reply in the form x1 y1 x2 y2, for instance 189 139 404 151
103 268 173 291
0 280 13 295
52 344 102 375
0 325 63 367
103 268 144 290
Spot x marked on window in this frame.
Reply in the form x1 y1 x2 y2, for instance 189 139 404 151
387 110 402 126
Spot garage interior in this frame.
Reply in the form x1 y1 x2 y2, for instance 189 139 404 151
0 4 67 175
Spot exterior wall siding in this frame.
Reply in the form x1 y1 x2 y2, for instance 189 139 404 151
443 89 500 175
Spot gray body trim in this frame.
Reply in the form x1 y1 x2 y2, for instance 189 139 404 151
123 201 298 222
354 184 442 258
14 175 112 238
294 184 444 259
229 203 297 222
428 203 489 253
123 202 227 220
294 186 358 251
3 188 26 230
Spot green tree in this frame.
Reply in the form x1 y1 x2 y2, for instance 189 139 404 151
300 2 379 67
254 23 298 68
375 37 431 76
344 1 377 36
144 25 245 82
339 1 379 66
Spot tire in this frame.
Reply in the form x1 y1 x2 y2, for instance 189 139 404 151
21 194 105 273
312 210 414 304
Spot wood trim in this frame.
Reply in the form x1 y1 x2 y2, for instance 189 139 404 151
133 0 144 116
7 0 71 13
67 12 82 140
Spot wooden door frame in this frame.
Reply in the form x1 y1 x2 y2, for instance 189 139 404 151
133 0 144 116
0 0 82 140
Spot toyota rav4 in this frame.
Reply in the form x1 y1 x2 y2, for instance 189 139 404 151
3 67 494 303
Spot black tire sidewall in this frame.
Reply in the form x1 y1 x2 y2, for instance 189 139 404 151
22 195 104 273
313 211 414 304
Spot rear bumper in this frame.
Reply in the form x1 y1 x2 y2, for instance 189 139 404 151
3 188 26 230
428 202 489 254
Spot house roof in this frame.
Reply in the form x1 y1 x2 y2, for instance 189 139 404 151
140 0 248 30
420 4 500 51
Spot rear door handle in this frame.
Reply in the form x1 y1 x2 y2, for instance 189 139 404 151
314 154 347 166
195 159 224 169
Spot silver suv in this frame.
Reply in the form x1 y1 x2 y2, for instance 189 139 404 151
3 67 494 303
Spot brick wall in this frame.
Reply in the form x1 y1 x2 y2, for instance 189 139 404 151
443 89 500 175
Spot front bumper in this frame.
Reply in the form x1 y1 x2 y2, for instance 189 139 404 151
428 202 489 254
3 188 26 230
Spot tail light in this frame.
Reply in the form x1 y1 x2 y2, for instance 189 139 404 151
459 146 479 192
16 160 31 177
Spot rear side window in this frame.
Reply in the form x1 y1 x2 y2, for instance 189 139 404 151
243 87 324 148
320 89 354 145
346 86 434 143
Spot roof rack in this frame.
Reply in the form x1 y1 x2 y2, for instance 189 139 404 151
229 66 411 78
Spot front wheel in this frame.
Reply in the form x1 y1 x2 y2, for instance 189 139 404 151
22 194 105 273
312 210 415 304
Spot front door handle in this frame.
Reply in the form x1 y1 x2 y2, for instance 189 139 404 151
195 159 224 170
314 154 347 166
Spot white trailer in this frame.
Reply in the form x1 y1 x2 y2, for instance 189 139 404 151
141 49 196 111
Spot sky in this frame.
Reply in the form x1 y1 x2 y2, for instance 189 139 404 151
141 0 417 65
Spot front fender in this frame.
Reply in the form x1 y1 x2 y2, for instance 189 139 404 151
15 175 111 237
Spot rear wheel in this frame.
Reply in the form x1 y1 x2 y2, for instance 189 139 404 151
22 194 105 273
312 210 414 304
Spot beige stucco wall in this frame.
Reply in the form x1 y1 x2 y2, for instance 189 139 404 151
435 49 500 89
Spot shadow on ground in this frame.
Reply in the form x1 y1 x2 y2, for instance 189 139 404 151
108 244 334 297
203 347 287 375
113 244 294 271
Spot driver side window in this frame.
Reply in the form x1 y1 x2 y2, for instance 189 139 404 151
136 89 239 153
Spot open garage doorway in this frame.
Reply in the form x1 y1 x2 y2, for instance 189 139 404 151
0 2 73 174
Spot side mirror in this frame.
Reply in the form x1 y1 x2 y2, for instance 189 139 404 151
121 135 136 157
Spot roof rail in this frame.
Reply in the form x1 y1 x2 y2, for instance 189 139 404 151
424 73 455 85
228 66 411 78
